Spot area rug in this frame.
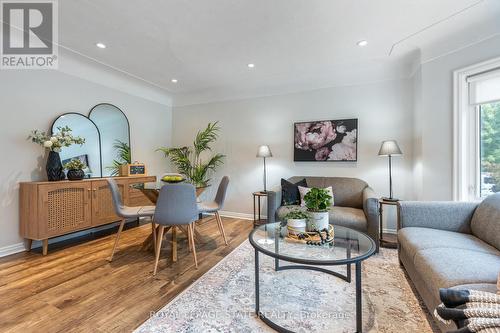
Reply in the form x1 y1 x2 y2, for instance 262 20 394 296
135 241 437 333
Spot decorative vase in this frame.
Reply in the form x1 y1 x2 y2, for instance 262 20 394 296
307 211 329 231
287 218 307 235
46 151 65 181
67 169 85 181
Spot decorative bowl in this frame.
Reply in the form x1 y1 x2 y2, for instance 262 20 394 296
161 173 185 183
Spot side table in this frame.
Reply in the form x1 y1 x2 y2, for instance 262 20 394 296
378 199 398 248
253 191 268 226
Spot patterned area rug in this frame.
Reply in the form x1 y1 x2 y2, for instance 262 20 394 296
135 240 438 333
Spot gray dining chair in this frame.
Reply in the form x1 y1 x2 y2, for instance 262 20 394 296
153 183 199 275
197 176 229 245
107 178 156 262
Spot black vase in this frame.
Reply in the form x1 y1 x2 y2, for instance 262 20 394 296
67 169 85 181
46 151 65 181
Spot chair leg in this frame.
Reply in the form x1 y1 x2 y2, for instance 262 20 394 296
215 212 228 245
109 219 125 262
151 221 157 255
188 223 198 268
153 225 165 276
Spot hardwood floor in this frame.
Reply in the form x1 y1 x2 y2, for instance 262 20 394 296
0 216 252 333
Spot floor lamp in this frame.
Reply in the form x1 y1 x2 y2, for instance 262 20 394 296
378 140 403 202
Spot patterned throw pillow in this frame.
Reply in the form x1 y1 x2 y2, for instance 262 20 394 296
298 186 335 207
280 178 307 206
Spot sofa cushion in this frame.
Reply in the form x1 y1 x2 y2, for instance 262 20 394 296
471 193 500 250
280 178 307 206
398 227 499 262
287 176 367 208
329 206 367 231
276 205 367 232
414 248 500 295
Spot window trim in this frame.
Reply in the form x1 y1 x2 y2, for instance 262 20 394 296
453 56 500 201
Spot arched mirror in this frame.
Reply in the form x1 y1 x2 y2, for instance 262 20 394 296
89 103 131 177
52 113 102 178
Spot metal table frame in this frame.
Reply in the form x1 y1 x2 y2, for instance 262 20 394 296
249 225 376 333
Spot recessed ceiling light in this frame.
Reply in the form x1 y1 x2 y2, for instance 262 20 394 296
96 42 106 49
357 40 368 47
247 63 255 68
171 78 178 83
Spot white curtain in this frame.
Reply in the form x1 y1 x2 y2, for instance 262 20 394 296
468 69 500 105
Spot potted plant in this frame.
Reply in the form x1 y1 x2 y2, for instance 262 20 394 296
303 188 332 231
157 122 225 193
28 126 85 181
107 140 131 176
284 209 309 234
64 159 86 181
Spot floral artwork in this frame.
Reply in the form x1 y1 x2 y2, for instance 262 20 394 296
294 119 358 161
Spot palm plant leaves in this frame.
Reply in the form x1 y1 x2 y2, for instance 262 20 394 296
157 122 225 187
106 140 131 176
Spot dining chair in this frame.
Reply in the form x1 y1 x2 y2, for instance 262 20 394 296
153 183 199 275
107 178 156 262
197 176 230 245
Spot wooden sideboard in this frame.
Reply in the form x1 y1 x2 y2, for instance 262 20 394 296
20 176 156 255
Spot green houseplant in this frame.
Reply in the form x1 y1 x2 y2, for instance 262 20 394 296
303 188 332 231
107 140 131 176
284 209 309 235
157 122 225 188
64 159 87 181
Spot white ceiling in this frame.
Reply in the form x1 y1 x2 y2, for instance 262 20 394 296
58 0 500 105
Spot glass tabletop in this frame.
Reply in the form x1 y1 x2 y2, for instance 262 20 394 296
249 222 376 265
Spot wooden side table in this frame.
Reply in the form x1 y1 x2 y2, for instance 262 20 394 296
378 199 398 248
253 191 268 226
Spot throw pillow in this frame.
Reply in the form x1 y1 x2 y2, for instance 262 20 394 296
281 178 307 206
298 186 335 207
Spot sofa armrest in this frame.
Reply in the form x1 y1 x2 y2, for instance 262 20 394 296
266 190 280 224
363 186 380 251
398 201 478 233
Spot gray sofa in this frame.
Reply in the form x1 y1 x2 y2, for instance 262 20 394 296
398 193 500 332
267 176 380 251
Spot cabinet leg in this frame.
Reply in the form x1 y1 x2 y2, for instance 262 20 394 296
42 239 48 256
26 239 33 251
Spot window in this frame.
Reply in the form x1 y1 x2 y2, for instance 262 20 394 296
454 58 500 201
479 102 500 197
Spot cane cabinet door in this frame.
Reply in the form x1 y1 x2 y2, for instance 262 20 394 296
38 182 92 238
91 179 128 226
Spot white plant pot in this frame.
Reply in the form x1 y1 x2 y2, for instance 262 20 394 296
287 218 307 234
307 211 329 231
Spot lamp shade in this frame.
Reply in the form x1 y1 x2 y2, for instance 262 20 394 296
378 140 403 156
256 145 272 158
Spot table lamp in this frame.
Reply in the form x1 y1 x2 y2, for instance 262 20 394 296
256 145 272 192
378 140 403 202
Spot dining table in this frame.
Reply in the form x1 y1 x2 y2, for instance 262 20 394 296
137 181 209 263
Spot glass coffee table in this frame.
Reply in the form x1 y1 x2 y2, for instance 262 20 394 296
249 222 376 333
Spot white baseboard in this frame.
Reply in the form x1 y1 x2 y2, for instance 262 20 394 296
383 228 397 234
0 242 26 258
216 210 258 221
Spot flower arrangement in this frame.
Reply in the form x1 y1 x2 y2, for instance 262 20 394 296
64 159 86 171
28 126 85 152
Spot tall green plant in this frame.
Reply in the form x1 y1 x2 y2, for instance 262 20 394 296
107 140 131 176
157 122 225 187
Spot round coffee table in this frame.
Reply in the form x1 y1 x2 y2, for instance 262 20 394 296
249 223 376 333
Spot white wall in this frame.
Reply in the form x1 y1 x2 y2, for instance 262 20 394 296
173 79 415 229
0 69 172 253
413 34 500 200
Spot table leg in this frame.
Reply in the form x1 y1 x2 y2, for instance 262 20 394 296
42 239 48 256
171 226 177 262
255 248 260 314
356 261 362 333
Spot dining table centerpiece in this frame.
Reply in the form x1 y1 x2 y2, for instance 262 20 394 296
157 122 225 195
28 126 85 181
